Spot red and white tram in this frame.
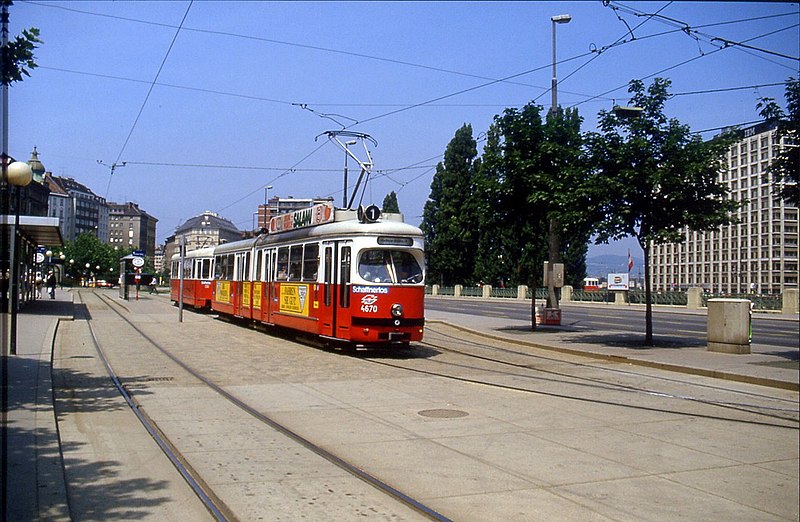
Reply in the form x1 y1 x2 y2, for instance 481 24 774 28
173 204 425 348
170 246 215 309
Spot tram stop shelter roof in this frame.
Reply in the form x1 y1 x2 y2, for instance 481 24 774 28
1 215 63 247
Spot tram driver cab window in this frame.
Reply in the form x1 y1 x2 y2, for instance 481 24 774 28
358 250 423 284
359 250 392 283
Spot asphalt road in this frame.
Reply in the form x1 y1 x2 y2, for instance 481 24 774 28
425 297 800 349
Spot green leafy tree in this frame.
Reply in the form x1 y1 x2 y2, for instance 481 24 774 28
472 104 590 290
421 124 480 285
381 191 400 213
543 106 592 295
757 77 799 206
586 78 738 345
60 233 122 283
474 104 549 288
1 1 41 86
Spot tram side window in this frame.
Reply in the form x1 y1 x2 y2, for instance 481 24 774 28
289 245 303 281
265 250 274 282
255 249 263 282
182 259 191 279
302 243 319 281
340 246 351 308
171 261 178 278
215 254 233 280
237 252 250 281
324 247 332 306
276 247 289 281
200 259 212 280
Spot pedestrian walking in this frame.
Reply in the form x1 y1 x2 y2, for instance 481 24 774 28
46 271 57 299
148 277 159 295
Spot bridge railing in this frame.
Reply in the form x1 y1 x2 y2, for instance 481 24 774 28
425 284 797 313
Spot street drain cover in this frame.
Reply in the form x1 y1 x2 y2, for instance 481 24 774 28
418 409 469 419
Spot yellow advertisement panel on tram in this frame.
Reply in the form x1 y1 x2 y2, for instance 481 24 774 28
279 284 310 316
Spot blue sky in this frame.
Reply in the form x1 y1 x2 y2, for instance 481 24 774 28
9 1 799 258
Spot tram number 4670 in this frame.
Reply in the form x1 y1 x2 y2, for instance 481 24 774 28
360 295 379 313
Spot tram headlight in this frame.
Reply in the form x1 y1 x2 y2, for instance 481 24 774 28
391 303 404 318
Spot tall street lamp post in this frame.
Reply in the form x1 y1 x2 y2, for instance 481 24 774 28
542 13 571 324
262 185 273 231
550 14 572 112
6 159 32 355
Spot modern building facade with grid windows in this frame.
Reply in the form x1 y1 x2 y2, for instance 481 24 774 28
650 122 798 295
108 202 158 258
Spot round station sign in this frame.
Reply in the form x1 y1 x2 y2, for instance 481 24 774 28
132 256 145 268
35 252 45 264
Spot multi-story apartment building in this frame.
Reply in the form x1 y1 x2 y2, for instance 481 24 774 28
164 211 242 263
108 202 158 258
153 244 166 274
45 174 109 242
650 122 799 294
45 178 74 240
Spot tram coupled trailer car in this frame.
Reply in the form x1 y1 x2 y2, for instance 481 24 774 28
170 246 215 309
211 204 426 348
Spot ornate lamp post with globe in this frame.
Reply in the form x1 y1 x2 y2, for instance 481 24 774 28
4 159 33 355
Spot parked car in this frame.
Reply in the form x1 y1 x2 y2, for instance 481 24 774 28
95 279 114 288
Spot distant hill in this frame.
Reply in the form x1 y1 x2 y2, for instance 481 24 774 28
586 254 644 278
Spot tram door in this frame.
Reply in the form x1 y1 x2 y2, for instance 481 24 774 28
320 242 352 339
262 248 275 323
254 248 270 322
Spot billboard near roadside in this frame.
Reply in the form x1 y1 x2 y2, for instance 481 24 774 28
607 272 629 291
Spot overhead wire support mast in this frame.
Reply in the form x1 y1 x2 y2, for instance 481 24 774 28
97 160 127 198
316 131 377 210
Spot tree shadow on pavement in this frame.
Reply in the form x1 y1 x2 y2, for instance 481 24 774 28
3 356 172 520
560 333 706 349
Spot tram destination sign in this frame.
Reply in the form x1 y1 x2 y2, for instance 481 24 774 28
269 203 334 234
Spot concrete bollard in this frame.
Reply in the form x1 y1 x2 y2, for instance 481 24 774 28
783 288 799 315
707 298 751 354
454 284 463 297
614 291 628 305
561 285 572 303
482 285 492 298
686 287 703 310
517 285 528 300
431 284 439 296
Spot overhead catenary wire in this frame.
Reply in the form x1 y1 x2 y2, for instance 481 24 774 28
569 18 798 112
30 0 798 105
104 0 194 198
31 2 793 130
533 1 676 104
607 0 800 63
28 0 795 235
25 0 578 94
215 140 330 214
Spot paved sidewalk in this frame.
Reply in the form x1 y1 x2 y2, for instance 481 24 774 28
426 304 799 391
2 290 73 521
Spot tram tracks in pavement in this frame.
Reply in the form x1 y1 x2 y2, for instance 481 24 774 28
74 290 450 522
360 325 799 430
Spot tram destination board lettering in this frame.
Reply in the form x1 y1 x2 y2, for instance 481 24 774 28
269 203 334 234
